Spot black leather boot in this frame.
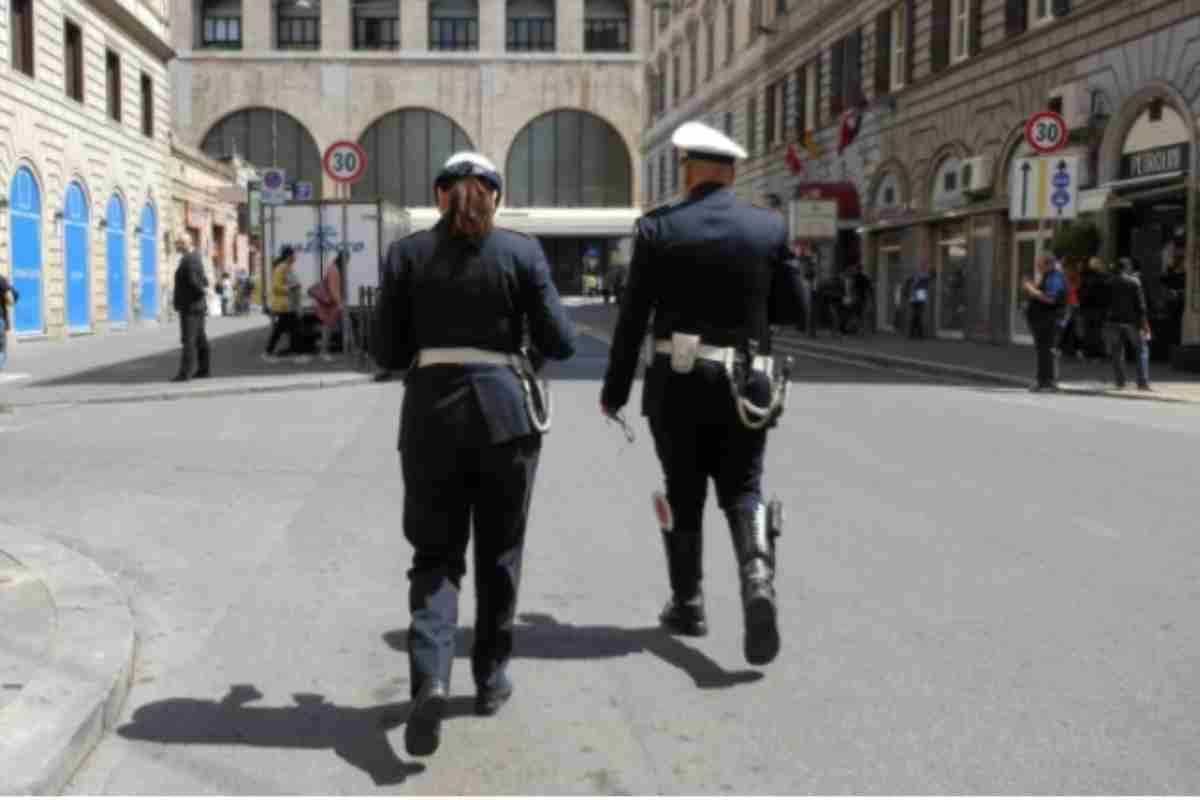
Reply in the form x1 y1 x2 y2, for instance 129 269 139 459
659 530 707 636
726 502 780 666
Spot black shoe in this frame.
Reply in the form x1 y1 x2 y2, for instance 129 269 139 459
169 373 189 383
659 595 708 637
1137 383 1152 392
742 583 780 666
1115 381 1127 390
192 370 211 379
474 675 513 717
405 679 448 757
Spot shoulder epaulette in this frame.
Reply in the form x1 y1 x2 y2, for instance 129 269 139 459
494 226 534 240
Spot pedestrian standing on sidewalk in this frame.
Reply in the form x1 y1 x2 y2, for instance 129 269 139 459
0 270 18 372
908 264 931 339
1022 253 1067 392
601 121 804 672
1106 257 1152 391
263 246 306 363
1059 263 1082 359
170 233 211 383
374 151 575 757
1079 256 1112 360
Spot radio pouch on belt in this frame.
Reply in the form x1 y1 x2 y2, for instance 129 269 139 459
670 333 701 374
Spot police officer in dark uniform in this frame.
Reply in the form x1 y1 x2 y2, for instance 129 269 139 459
374 152 576 756
601 121 805 667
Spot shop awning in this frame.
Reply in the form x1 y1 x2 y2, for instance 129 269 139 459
792 182 862 220
1101 171 1186 192
1078 189 1131 213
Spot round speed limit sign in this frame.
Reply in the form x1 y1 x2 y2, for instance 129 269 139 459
323 141 368 184
1025 111 1069 155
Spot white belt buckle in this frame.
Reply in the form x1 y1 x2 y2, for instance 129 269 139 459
670 333 701 374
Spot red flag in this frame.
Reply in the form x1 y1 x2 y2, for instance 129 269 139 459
838 109 862 154
785 142 804 176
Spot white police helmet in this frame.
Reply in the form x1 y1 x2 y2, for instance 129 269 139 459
435 151 503 196
671 121 748 163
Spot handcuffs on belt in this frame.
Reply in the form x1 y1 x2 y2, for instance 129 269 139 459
659 333 794 431
514 347 553 434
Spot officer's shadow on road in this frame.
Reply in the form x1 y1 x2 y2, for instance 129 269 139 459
116 684 441 787
383 611 764 690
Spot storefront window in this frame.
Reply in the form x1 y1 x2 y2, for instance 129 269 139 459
936 224 968 336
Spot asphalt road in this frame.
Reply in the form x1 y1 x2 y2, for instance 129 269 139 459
2 331 1198 794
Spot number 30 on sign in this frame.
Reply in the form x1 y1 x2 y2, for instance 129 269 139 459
323 141 368 184
1025 111 1069 156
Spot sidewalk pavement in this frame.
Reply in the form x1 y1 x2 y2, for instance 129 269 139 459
0 525 135 795
0 314 374 408
773 328 1200 405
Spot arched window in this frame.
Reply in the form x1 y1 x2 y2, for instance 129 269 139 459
9 167 43 334
106 194 128 324
201 107 322 197
584 0 629 51
429 0 478 50
506 109 632 208
353 109 475 207
63 181 91 332
507 0 555 52
199 0 242 48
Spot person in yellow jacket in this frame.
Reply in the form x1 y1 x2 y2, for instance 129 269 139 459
262 246 309 363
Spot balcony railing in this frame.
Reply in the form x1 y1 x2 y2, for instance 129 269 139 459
429 17 478 51
202 15 242 48
584 19 630 52
507 17 555 52
278 16 320 50
354 16 399 49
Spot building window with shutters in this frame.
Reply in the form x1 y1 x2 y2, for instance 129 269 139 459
64 20 84 103
10 0 35 77
658 151 667 199
106 50 122 123
794 60 817 136
765 82 784 148
141 73 154 138
725 2 735 64
830 31 862 117
1029 0 1067 25
747 97 757 157
950 0 970 63
891 4 907 90
750 0 763 42
688 30 698 96
671 151 679 193
672 50 681 104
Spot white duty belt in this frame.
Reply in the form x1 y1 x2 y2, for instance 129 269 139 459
653 340 773 372
416 347 519 368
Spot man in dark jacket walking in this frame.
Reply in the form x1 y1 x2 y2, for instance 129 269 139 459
171 233 210 382
1107 257 1151 391
0 271 17 372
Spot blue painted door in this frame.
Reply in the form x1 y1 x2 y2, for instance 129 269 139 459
139 204 158 320
9 167 43 334
64 182 90 331
106 195 127 324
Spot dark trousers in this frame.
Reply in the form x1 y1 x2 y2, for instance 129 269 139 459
908 302 926 338
266 312 299 355
648 366 767 599
177 311 209 377
401 431 541 696
1031 320 1058 387
1107 323 1150 387
1081 309 1108 357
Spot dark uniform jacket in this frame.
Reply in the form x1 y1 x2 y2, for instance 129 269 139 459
0 273 17 326
601 183 805 417
1107 272 1148 327
375 217 576 447
172 251 209 314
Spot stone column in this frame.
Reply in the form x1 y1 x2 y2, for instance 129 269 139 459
322 2 351 51
558 0 583 54
401 0 429 51
481 0 505 55
243 0 273 51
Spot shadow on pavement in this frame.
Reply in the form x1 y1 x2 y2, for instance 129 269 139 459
383 611 763 691
31 325 370 388
116 684 440 785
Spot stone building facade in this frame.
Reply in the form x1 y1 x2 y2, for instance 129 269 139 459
168 143 245 299
642 0 1200 363
171 0 644 294
1 0 174 340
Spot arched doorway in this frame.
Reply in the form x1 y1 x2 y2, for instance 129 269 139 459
64 181 91 332
8 166 43 334
106 194 128 325
505 109 634 294
140 203 159 321
353 108 474 206
201 107 322 197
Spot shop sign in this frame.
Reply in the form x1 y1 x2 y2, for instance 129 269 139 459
789 200 838 240
1120 143 1190 181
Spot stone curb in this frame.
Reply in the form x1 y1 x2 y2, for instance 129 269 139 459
773 335 1199 405
3 373 374 409
0 526 135 796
